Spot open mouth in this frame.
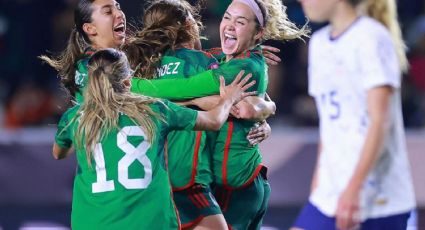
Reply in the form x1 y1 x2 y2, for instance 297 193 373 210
223 32 237 48
113 23 126 37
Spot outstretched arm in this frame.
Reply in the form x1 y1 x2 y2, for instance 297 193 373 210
131 70 220 100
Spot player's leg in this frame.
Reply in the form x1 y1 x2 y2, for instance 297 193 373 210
291 201 337 230
192 214 227 230
214 175 265 229
174 184 225 230
247 167 271 230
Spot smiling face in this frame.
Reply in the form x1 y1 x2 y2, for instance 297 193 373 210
220 1 263 58
84 0 126 49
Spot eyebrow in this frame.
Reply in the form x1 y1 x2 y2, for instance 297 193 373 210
224 11 249 21
101 4 113 10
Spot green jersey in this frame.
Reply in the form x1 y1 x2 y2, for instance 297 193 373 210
130 46 267 99
133 46 269 188
73 48 220 103
157 48 219 189
55 100 197 229
208 46 268 188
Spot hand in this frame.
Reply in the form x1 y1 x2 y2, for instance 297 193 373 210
247 121 271 145
336 187 361 230
219 70 257 104
261 45 281 66
230 103 241 118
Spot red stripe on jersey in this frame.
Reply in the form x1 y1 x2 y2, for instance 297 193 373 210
194 193 208 208
208 47 223 56
239 164 264 189
196 186 210 208
222 119 234 188
188 191 203 209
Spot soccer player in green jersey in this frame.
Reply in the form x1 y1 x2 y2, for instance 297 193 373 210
53 48 256 229
124 1 278 229
200 0 309 229
39 0 243 104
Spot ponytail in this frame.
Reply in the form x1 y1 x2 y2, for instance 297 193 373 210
124 28 178 79
360 0 408 72
39 28 88 98
74 49 161 166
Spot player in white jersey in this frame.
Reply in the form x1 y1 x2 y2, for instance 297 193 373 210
292 0 416 229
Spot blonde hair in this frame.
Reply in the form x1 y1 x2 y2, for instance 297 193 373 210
255 0 309 41
75 48 161 166
357 0 408 72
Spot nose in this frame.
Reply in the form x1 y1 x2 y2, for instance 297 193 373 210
115 9 125 21
225 20 235 31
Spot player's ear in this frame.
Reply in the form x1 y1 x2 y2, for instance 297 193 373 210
83 23 97 36
254 28 264 42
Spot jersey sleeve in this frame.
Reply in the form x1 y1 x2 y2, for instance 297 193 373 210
357 31 401 90
159 100 198 131
55 106 78 149
130 70 220 99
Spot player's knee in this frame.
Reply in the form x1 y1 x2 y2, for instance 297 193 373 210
193 214 227 230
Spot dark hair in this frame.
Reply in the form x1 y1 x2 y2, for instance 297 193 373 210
75 0 95 44
39 0 94 99
124 0 203 79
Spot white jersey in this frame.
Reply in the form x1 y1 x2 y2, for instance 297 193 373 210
308 16 415 220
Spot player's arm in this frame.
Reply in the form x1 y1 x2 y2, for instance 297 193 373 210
194 71 256 131
177 95 221 111
131 70 220 100
52 144 72 160
231 94 276 122
311 140 322 192
53 107 76 160
183 94 276 122
336 86 393 230
261 45 281 66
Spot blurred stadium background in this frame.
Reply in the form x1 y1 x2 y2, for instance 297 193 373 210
0 0 424 229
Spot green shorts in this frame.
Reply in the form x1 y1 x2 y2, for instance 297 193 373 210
213 166 271 230
173 184 222 229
